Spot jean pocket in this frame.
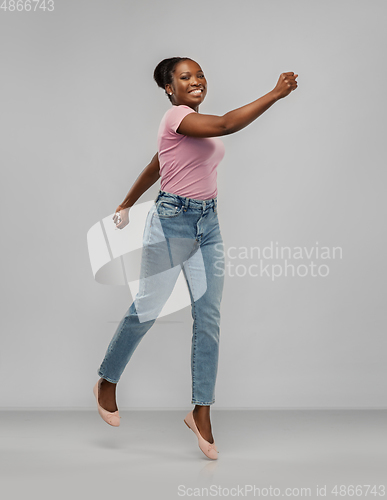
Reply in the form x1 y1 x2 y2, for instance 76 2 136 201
155 199 183 218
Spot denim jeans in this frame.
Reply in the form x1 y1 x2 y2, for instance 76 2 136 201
97 189 225 405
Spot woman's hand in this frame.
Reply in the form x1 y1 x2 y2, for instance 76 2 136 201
272 72 298 100
112 206 130 230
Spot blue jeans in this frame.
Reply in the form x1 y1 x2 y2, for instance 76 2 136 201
98 190 225 405
97 189 225 405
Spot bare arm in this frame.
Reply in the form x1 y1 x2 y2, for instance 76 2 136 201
177 72 298 138
117 152 160 210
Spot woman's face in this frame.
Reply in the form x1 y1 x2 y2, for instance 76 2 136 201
166 59 207 110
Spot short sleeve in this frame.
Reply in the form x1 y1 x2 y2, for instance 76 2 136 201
167 105 196 134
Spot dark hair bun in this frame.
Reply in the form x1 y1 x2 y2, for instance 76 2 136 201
153 57 191 101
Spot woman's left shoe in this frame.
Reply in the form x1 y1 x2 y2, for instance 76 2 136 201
93 381 121 427
184 410 219 460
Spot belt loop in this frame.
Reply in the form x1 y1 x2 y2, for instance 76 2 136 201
155 189 162 203
214 198 217 213
183 197 189 212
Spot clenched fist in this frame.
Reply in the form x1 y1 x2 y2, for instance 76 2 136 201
272 72 298 100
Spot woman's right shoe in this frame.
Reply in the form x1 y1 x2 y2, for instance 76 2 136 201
93 381 121 427
184 410 219 460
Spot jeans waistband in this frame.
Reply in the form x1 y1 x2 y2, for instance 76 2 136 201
155 189 218 212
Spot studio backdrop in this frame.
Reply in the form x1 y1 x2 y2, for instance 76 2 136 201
1 0 385 409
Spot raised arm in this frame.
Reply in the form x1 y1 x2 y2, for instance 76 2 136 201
177 72 298 138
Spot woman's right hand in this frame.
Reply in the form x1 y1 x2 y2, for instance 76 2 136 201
112 206 130 230
272 72 298 100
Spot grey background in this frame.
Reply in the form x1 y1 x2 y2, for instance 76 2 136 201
1 0 385 409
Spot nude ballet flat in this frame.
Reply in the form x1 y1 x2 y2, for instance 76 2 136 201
93 381 121 427
184 410 219 460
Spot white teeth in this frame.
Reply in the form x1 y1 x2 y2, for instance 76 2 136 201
190 89 202 95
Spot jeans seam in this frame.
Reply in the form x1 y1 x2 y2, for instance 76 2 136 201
185 257 198 403
143 204 156 289
97 371 119 384
106 315 127 358
191 400 215 405
155 198 184 218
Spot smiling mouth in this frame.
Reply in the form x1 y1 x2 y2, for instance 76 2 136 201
188 89 204 96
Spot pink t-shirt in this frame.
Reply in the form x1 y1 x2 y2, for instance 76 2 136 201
157 104 225 200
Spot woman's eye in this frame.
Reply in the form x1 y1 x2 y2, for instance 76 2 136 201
181 75 205 80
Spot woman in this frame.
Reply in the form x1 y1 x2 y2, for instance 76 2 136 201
93 57 298 459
